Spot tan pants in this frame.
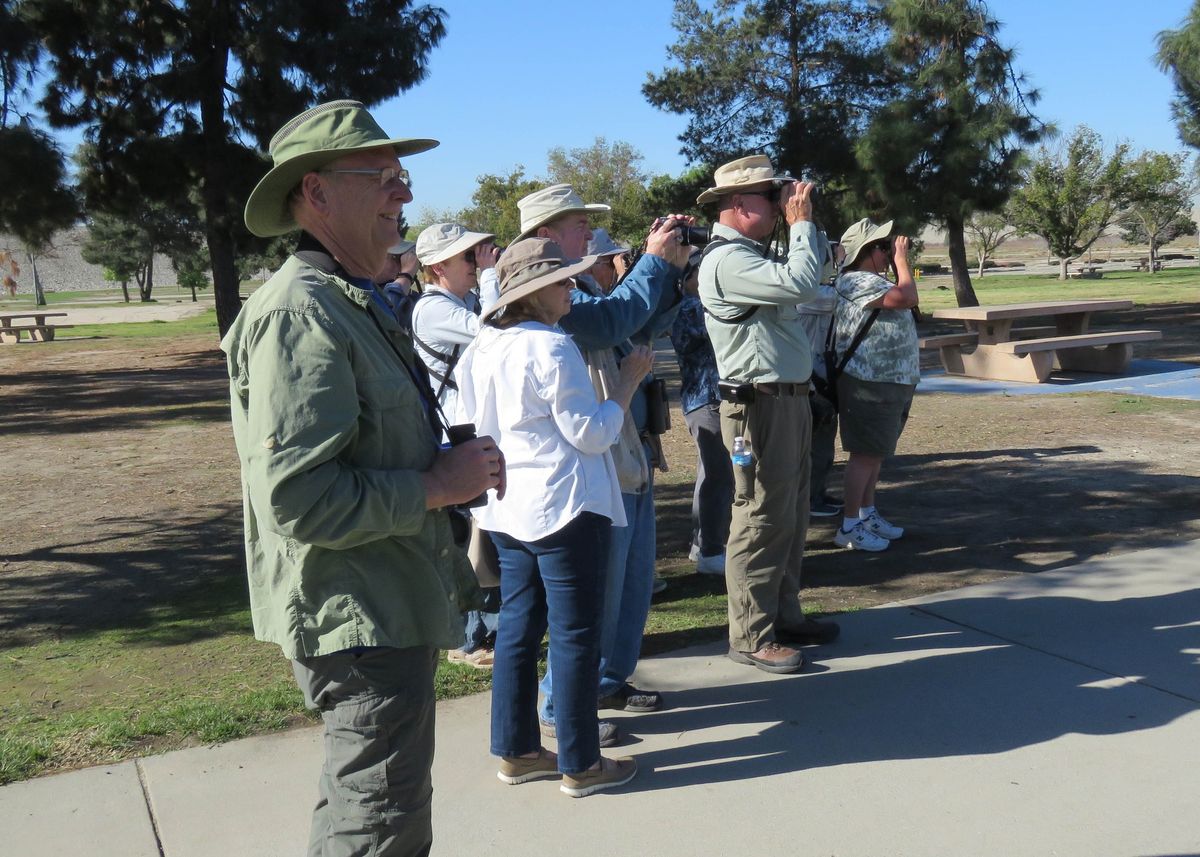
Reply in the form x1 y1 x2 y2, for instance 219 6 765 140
720 392 812 652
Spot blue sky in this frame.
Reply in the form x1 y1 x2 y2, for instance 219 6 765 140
374 0 1198 222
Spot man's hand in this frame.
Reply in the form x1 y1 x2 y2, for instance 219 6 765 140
475 242 501 271
780 181 815 225
644 215 694 269
422 435 506 509
399 250 420 277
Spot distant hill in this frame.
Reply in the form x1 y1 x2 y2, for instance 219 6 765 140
1 228 181 294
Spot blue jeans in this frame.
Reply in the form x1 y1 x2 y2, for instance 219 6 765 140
489 512 610 775
540 460 657 720
460 587 500 652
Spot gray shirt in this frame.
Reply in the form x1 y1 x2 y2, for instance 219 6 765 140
698 221 823 383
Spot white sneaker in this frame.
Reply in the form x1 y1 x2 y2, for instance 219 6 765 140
834 522 889 552
861 510 904 540
695 552 726 576
688 544 701 562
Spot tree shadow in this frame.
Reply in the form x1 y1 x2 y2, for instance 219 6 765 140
0 349 229 436
622 586 1200 793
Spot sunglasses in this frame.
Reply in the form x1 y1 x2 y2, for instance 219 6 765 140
319 166 412 190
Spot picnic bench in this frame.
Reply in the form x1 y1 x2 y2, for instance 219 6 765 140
923 300 1162 383
1067 265 1103 280
0 311 73 344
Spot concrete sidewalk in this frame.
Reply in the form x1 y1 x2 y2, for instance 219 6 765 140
4 541 1199 857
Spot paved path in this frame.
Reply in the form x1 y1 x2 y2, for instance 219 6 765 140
3 541 1199 857
920 358 1200 400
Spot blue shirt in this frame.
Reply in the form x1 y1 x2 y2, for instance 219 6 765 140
670 295 721 415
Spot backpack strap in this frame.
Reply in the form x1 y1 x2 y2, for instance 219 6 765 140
699 236 762 324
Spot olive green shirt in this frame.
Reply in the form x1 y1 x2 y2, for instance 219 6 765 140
220 252 478 659
698 221 823 383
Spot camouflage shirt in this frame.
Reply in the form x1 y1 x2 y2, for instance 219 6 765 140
833 270 920 385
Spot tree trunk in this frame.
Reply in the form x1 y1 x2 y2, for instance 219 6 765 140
945 216 979 307
139 256 154 301
977 250 985 278
197 22 241 338
120 280 130 302
190 284 197 302
27 250 46 306
1149 236 1158 270
1059 257 1069 280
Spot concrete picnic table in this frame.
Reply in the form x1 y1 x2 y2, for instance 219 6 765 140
921 300 1162 383
0 311 71 343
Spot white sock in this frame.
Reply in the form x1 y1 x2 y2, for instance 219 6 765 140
842 516 858 532
859 505 876 520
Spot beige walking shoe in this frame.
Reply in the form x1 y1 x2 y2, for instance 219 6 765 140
560 756 638 798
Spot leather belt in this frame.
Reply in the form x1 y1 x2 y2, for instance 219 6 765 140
753 381 810 397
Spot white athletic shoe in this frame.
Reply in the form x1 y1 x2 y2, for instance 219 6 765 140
861 510 904 540
834 522 889 552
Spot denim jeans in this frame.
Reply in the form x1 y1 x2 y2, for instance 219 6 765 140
459 587 500 652
540 450 657 719
489 512 610 774
684 403 733 556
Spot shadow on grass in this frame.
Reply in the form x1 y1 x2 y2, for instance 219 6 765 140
0 348 229 436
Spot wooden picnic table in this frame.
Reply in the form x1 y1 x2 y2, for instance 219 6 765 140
922 300 1161 383
0 311 71 344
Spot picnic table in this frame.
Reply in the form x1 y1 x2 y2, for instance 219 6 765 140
0 311 72 344
920 300 1162 383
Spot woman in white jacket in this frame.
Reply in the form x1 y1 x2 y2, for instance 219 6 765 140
455 238 653 798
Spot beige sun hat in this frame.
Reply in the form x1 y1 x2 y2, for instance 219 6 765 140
244 100 438 238
482 239 598 322
516 184 610 240
415 222 495 266
587 228 630 258
839 218 894 268
696 154 796 205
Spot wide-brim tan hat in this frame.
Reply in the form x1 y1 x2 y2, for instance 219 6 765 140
696 154 796 205
482 239 597 322
415 222 495 266
244 100 439 238
516 184 610 241
587 228 630 258
840 218 894 268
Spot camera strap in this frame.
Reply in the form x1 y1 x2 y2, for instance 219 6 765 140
699 236 761 324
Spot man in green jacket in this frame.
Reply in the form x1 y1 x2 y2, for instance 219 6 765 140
222 100 504 857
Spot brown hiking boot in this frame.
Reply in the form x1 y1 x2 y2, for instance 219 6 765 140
727 642 805 674
560 756 638 797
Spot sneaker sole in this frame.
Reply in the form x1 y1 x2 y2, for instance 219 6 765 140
560 763 638 798
834 534 889 552
809 508 841 517
497 768 560 785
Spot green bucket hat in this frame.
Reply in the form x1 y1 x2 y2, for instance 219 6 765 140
244 100 439 238
839 218 895 269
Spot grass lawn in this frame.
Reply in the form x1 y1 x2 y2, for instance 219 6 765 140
916 266 1200 311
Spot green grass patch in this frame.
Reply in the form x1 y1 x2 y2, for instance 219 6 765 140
62 310 220 340
917 267 1200 311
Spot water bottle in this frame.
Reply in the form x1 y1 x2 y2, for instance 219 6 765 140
731 436 753 467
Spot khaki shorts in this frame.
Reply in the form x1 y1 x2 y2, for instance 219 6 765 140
837 374 916 457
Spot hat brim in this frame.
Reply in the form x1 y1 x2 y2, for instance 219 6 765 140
388 239 416 255
696 174 796 206
516 203 611 241
843 220 894 268
418 230 496 266
481 254 599 322
244 137 439 238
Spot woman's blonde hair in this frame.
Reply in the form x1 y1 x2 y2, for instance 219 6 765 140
488 282 563 329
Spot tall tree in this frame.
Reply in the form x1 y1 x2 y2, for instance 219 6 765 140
456 167 542 244
80 204 200 302
855 0 1047 306
1008 127 1129 281
963 210 1015 277
0 1 77 305
28 0 447 336
644 0 893 231
1157 2 1200 153
1118 151 1198 269
545 138 651 243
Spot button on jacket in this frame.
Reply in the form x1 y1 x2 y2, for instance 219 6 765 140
221 252 479 660
699 221 823 383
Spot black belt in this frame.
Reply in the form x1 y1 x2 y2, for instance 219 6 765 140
753 381 810 397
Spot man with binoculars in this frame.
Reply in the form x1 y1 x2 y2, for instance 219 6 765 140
696 154 840 675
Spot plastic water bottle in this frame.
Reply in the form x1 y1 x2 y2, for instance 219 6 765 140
731 436 753 467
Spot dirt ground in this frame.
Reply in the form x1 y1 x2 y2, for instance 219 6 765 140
2 302 1199 652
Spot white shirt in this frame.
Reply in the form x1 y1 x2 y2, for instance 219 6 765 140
455 322 627 542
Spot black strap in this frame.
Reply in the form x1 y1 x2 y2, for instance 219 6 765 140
414 335 461 397
700 236 761 324
834 307 881 375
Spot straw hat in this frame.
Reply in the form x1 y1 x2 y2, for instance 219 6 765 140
415 222 494 265
482 239 597 322
244 100 438 238
839 219 894 268
696 154 796 205
516 184 610 240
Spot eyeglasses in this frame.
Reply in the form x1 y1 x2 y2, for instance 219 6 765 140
320 166 412 190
